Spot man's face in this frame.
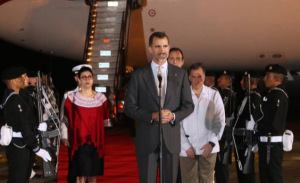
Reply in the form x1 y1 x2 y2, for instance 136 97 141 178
204 76 215 87
15 73 28 89
149 37 169 64
189 68 205 90
168 51 184 68
217 75 230 89
264 72 277 89
28 77 37 87
240 77 248 91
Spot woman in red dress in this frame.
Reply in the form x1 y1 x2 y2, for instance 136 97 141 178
63 67 111 183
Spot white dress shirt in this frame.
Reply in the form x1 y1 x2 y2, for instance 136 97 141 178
151 61 168 94
180 85 225 157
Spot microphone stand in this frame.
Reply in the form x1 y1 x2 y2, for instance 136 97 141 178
157 74 163 183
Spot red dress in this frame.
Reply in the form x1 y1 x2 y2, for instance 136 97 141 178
64 92 110 160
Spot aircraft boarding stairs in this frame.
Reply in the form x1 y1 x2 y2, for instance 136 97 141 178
84 0 129 105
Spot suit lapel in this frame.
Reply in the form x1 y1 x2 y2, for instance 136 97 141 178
165 64 177 107
143 64 159 104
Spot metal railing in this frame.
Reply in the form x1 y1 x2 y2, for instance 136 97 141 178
82 0 97 63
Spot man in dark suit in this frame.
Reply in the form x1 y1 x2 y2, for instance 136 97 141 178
124 32 194 183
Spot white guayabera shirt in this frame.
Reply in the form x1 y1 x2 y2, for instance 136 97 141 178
180 85 226 157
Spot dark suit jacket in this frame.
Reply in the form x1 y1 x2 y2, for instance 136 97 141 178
125 63 194 154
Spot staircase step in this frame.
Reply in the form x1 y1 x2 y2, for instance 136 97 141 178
89 50 119 57
97 1 127 9
89 61 117 69
95 27 121 34
96 22 122 29
93 68 117 75
89 56 118 62
93 33 121 39
91 37 120 44
97 11 124 18
91 42 120 49
97 15 123 23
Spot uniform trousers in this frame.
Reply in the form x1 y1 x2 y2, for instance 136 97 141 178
258 142 283 183
233 136 255 183
180 153 217 183
136 139 179 183
215 139 229 183
6 138 35 183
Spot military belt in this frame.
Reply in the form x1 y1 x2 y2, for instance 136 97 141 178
233 128 246 136
260 136 282 143
12 132 23 138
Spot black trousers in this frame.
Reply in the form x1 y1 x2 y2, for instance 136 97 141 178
6 138 35 183
136 139 179 183
258 142 283 183
215 139 229 183
233 136 255 183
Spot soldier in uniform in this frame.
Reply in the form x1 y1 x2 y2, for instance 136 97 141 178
20 70 39 138
1 67 51 183
215 70 236 183
19 70 43 179
258 64 288 183
205 71 218 91
232 71 263 183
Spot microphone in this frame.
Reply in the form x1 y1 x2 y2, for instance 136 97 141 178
157 74 162 88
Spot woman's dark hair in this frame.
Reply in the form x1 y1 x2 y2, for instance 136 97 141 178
78 67 93 77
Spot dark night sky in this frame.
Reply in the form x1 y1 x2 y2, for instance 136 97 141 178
0 39 81 103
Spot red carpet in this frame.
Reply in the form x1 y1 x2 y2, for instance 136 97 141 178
57 130 139 182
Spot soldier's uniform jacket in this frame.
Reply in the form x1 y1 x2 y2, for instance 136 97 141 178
220 87 236 119
258 84 288 136
219 87 236 145
234 88 263 129
19 85 39 136
2 89 40 152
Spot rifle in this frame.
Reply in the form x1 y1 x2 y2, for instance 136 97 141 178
243 73 256 174
222 77 234 165
36 71 61 177
232 73 256 173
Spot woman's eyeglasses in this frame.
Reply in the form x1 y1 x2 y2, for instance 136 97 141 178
80 75 93 80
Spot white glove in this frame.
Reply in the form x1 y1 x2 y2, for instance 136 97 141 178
35 148 52 162
45 103 52 109
43 113 49 121
38 122 47 132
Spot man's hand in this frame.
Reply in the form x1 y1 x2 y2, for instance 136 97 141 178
186 147 195 159
161 109 174 123
35 148 52 162
152 110 174 124
61 139 69 146
38 122 47 132
200 143 213 158
152 112 159 121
